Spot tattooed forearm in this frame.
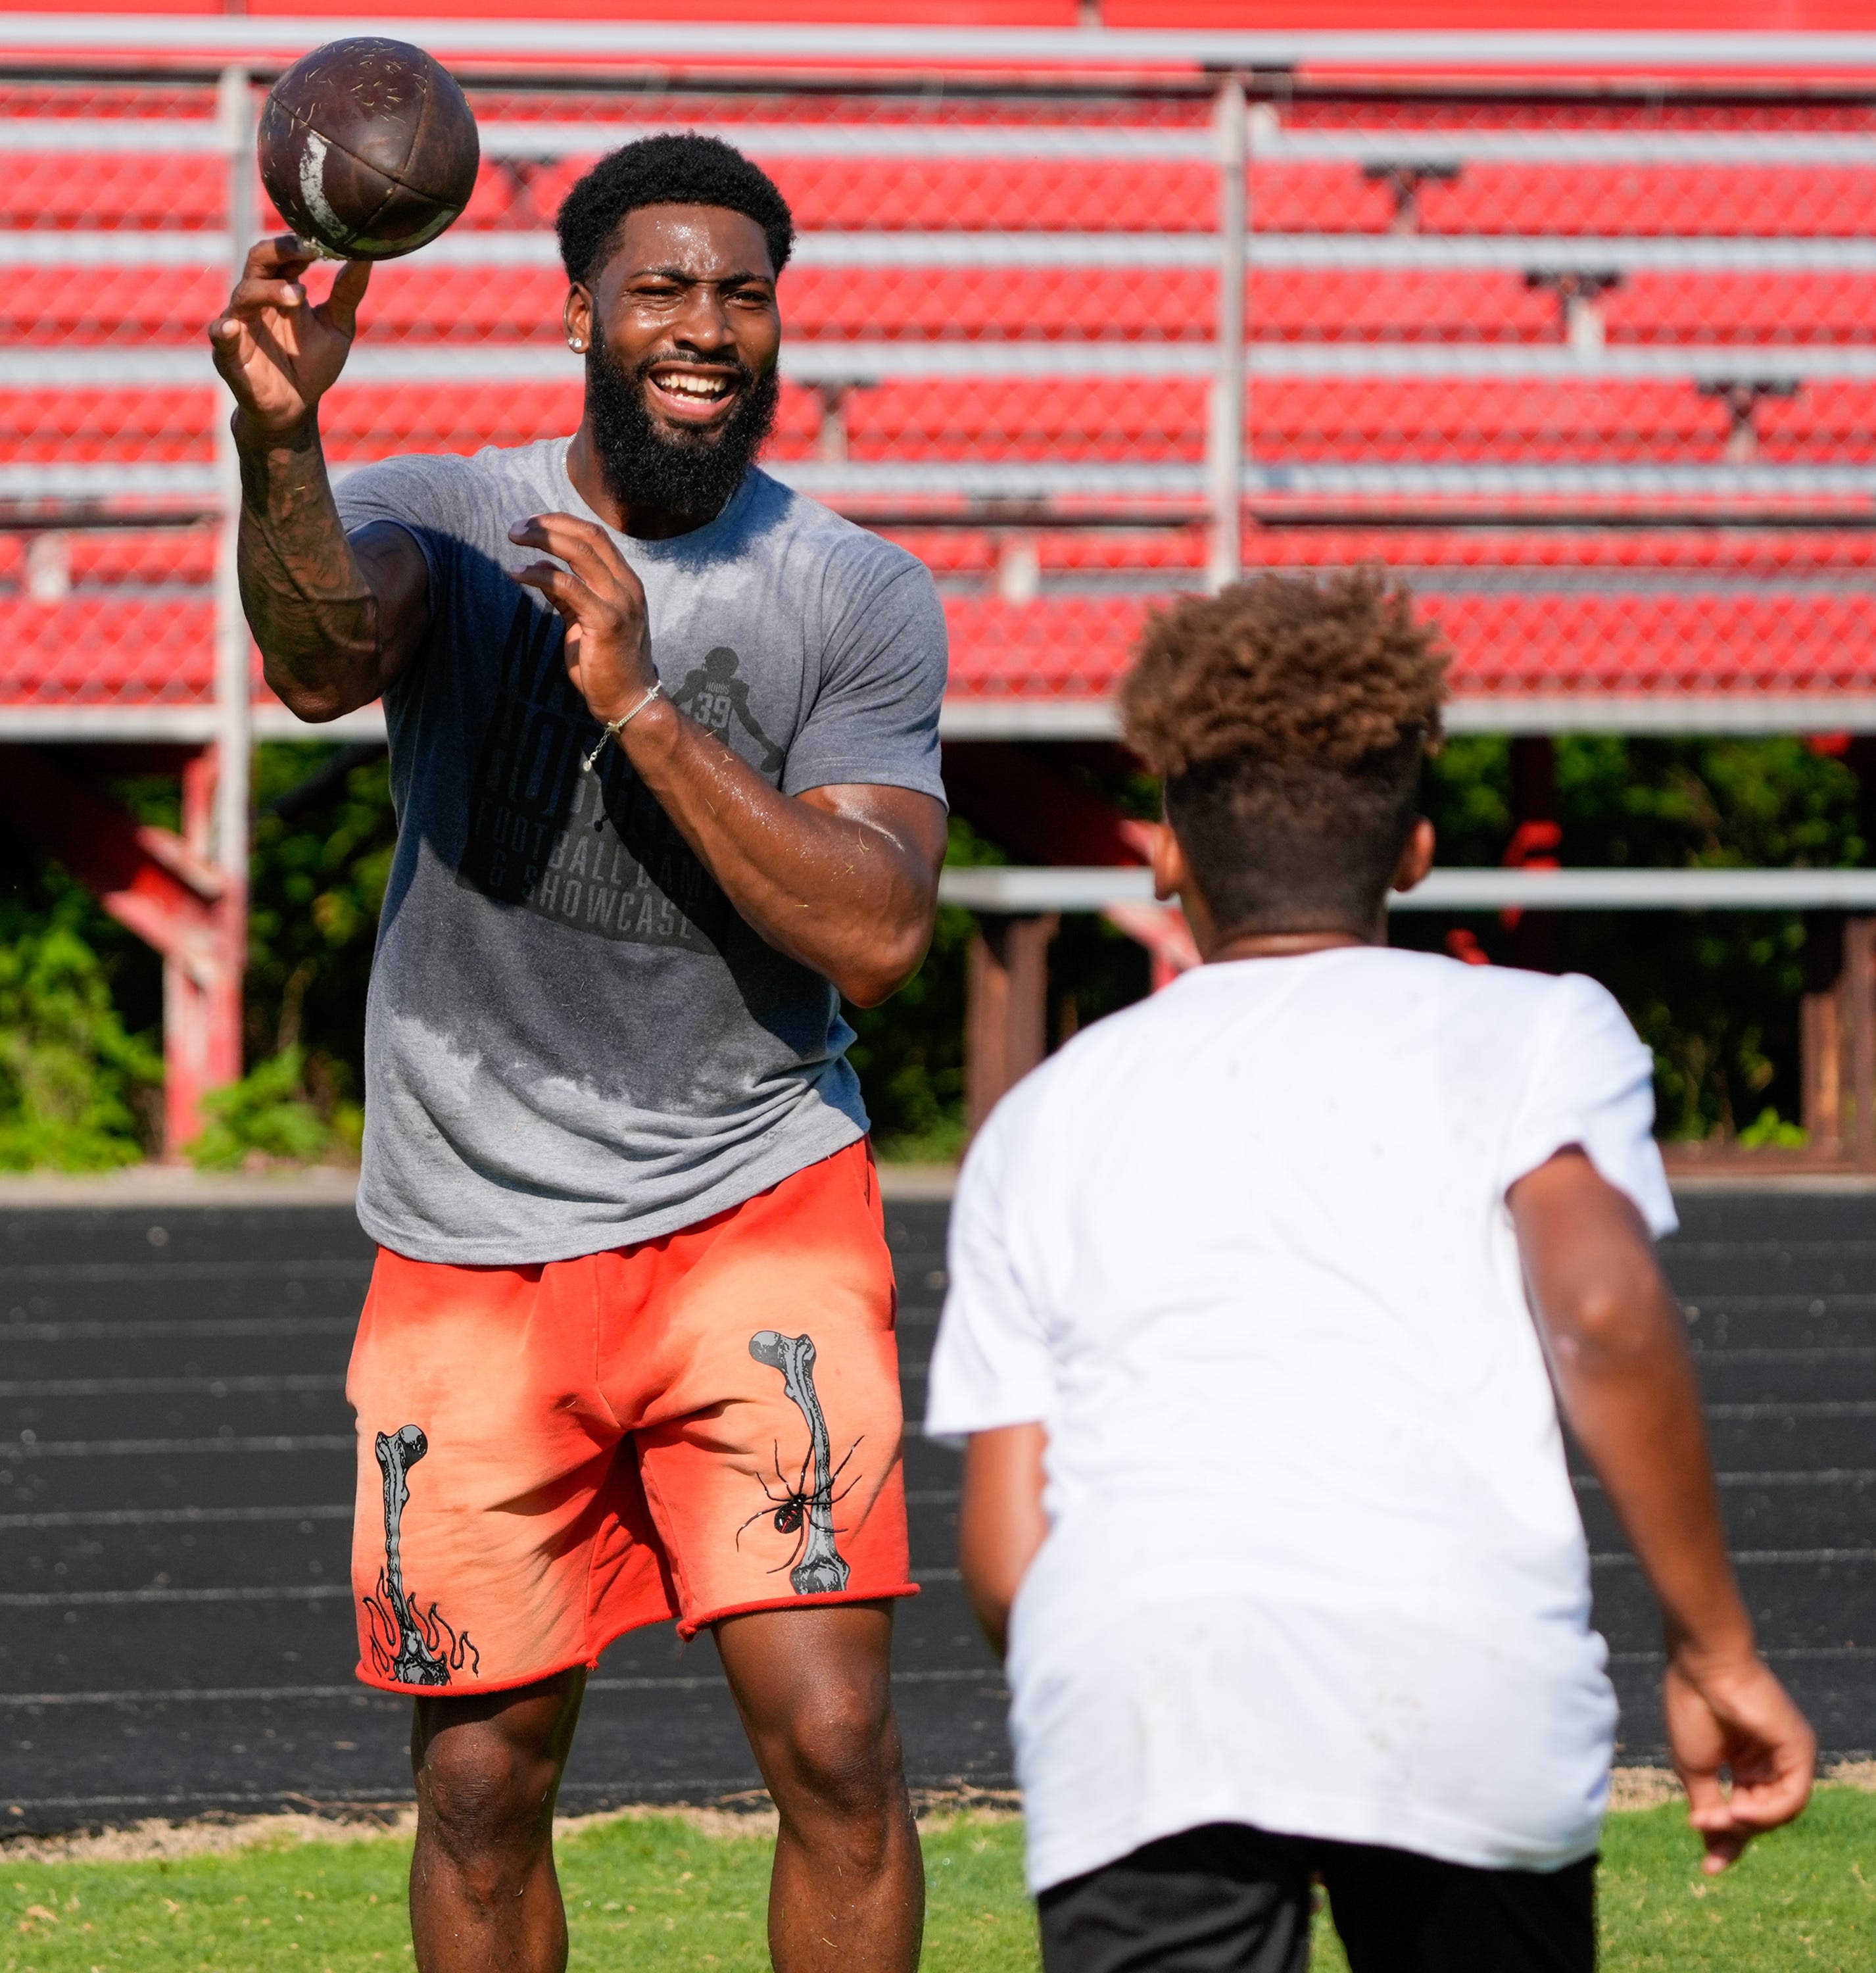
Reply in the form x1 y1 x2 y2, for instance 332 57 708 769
235 413 379 716
233 412 426 721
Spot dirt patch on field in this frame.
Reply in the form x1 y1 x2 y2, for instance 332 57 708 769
1604 1761 1876 1813
12 1771 1865 1863
1608 1768 1684 1811
560 1803 782 1842
0 1807 418 1864
1 1793 1019 1865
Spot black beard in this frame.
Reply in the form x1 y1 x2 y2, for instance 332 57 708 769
583 327 781 524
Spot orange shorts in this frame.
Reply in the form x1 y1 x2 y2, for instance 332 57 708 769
345 1139 913 1695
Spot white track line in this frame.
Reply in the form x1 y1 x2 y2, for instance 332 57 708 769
0 1319 358 1343
0 1375 344 1397
0 1434 354 1458
0 1504 351 1528
0 1667 1007 1707
1597 1548 1876 1565
0 1257 368 1282
1707 1401 1876 1419
0 1583 352 1607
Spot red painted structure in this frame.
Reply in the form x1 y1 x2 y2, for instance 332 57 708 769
3 10 1875 1146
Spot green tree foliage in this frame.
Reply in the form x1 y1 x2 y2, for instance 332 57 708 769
244 743 400 1109
0 735 1864 1166
0 917 162 1171
162 743 395 1168
1404 734 1864 1140
844 817 1000 1163
185 1044 341 1171
843 899 974 1163
843 814 1151 1160
0 815 162 1169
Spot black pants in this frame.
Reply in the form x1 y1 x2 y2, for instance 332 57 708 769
1037 1822 1596 1973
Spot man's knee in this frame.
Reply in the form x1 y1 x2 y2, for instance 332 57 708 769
761 1680 903 1822
414 1715 560 1893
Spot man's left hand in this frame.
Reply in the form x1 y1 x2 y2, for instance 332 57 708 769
508 513 656 723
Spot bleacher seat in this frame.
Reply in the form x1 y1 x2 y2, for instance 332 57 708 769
3 72 1874 722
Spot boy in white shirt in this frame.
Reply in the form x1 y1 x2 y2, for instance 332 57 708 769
925 571 1814 1973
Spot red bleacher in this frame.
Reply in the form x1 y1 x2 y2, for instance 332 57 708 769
13 266 1876 351
0 11 1869 1151
3 377 1867 468
3 43 1876 727
0 596 215 702
16 152 1876 241
941 593 1876 702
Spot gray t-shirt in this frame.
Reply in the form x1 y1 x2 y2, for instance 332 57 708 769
335 439 948 1265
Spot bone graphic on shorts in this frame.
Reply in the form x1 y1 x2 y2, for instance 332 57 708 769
749 1330 852 1595
373 1424 453 1687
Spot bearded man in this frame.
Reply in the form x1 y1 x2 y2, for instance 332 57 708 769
208 135 944 1973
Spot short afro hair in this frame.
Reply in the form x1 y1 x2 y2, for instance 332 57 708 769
556 132 795 287
1121 568 1449 935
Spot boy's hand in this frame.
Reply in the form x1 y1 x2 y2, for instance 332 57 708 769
1663 1643 1815 1872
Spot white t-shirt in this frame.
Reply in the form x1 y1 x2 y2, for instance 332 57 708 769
926 946 1676 1895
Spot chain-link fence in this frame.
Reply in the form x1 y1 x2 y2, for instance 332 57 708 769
5 66 1876 730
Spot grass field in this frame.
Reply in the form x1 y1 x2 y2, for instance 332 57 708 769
5 1790 1875 1972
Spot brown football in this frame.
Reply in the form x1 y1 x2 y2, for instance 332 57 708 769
258 37 479 261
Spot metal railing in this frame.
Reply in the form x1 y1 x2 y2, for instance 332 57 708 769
942 866 1876 913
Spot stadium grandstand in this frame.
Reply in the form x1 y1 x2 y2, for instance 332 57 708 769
5 4 1876 1156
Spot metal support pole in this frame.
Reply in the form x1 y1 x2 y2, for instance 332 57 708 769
1849 916 1876 1170
164 60 254 1154
1801 912 1846 1156
1506 735 1560 972
1207 76 1247 595
216 62 254 890
162 748 217 1154
965 914 1058 1139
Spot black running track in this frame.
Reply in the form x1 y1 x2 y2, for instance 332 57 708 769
0 1190 1869 1832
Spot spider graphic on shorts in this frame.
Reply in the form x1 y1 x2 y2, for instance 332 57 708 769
734 1436 865 1576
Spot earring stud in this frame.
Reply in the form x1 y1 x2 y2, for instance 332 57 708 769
568 337 584 352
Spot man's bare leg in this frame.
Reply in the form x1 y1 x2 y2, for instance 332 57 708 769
408 1668 587 1973
716 1601 924 1973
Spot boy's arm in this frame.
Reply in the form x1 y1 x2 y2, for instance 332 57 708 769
1511 1148 1815 1871
957 1421 1049 1660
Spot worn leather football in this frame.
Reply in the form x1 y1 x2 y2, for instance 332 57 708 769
258 37 479 260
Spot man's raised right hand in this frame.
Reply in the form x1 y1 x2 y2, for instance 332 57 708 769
208 235 370 436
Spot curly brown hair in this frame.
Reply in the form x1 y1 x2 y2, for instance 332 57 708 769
1120 570 1449 936
1120 567 1447 781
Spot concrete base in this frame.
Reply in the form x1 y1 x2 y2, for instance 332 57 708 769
0 1162 963 1209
